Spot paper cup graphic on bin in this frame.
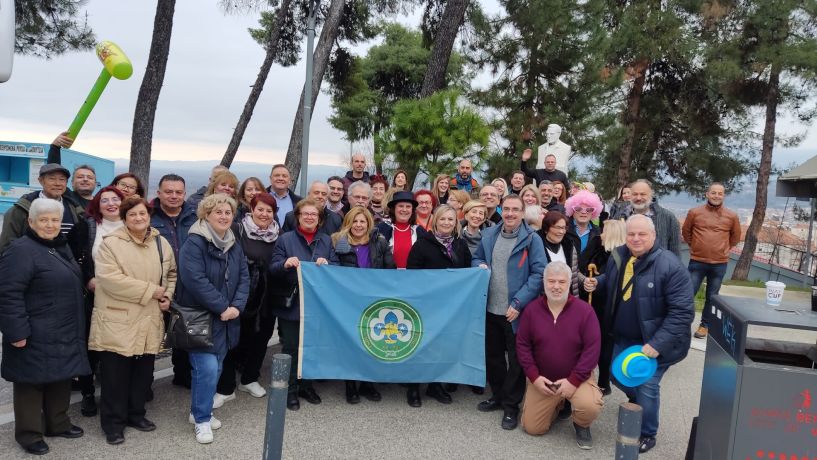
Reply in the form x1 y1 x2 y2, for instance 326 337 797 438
765 281 786 306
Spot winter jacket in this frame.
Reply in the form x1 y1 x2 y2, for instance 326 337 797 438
342 170 370 193
595 245 694 367
406 231 472 269
268 229 338 321
611 202 682 258
0 232 90 383
334 230 395 269
539 229 581 296
682 203 741 264
0 190 87 258
150 198 198 261
233 222 277 320
88 226 177 357
176 223 250 353
282 208 343 236
186 186 207 210
472 222 547 330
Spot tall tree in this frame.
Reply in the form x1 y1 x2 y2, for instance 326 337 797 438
14 0 95 57
129 0 176 186
419 0 468 97
721 1 817 280
221 0 298 167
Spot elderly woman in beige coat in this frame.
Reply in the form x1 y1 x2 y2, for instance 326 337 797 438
88 196 177 446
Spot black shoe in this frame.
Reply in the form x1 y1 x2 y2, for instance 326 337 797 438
298 387 321 405
105 432 125 445
286 393 300 411
345 382 360 405
172 377 191 389
477 399 501 412
443 383 458 392
145 387 154 402
469 385 485 395
358 382 381 402
24 440 49 455
639 436 656 453
71 379 82 392
501 412 518 430
426 383 453 404
126 418 156 432
407 388 422 407
574 423 593 449
558 401 572 421
45 424 84 439
81 394 97 417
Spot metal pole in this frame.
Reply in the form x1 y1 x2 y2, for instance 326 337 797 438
262 353 292 460
615 401 643 459
803 197 815 287
298 0 316 198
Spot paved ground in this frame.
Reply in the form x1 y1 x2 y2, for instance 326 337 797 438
0 286 814 459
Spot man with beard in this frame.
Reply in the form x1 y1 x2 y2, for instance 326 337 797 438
682 182 741 339
611 179 681 257
326 176 345 216
516 261 602 450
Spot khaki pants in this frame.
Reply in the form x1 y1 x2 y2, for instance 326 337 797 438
520 378 604 435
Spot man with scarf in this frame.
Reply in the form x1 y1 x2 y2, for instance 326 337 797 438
450 159 480 197
682 183 740 339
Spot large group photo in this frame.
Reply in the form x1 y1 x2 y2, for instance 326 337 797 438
2 1 817 459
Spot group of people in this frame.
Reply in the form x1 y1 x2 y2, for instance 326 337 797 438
0 134 742 455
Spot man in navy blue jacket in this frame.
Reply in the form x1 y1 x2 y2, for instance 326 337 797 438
583 214 693 454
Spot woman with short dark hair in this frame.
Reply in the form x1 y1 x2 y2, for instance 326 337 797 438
110 173 145 199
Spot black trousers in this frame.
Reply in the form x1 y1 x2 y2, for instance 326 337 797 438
485 312 525 414
217 311 277 395
278 318 312 395
172 348 191 386
98 351 154 435
78 351 100 397
13 380 72 447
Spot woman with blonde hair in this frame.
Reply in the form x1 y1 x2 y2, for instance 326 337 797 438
491 178 509 198
332 207 394 403
205 171 239 200
459 200 490 256
446 189 470 220
578 218 626 394
432 174 451 205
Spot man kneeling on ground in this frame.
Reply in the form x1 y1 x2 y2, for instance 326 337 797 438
516 261 603 449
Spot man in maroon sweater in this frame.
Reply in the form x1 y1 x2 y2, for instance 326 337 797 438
516 261 603 450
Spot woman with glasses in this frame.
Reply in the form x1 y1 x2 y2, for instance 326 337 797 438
538 211 580 296
565 190 603 254
413 190 437 231
110 173 145 199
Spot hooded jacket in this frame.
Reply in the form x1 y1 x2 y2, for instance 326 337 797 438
176 221 250 353
89 226 177 356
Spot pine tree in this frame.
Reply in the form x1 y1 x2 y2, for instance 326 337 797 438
14 0 95 57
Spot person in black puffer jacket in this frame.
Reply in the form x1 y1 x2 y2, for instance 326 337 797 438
405 204 471 408
0 198 89 456
332 207 394 404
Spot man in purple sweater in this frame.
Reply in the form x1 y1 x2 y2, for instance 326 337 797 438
516 261 603 450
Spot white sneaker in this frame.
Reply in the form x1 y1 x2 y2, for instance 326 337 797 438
189 413 222 430
212 392 235 409
194 422 213 444
237 381 267 398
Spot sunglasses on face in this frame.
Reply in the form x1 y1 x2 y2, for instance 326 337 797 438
573 206 595 214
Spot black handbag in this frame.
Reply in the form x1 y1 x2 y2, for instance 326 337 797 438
157 241 214 350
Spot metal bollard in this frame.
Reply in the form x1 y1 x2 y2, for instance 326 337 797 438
262 354 291 460
615 402 643 459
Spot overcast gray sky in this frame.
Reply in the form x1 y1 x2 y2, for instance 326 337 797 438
0 0 814 171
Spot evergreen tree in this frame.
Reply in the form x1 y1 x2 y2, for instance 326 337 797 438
14 0 95 57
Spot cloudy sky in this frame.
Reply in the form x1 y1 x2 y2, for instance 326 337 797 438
0 0 815 172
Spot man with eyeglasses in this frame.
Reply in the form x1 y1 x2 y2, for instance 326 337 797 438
473 194 546 431
611 179 681 257
479 185 503 225
281 181 342 235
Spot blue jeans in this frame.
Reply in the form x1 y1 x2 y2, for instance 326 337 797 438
611 341 669 438
688 260 727 328
189 350 226 423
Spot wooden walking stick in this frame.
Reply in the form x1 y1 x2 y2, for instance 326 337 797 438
587 264 599 304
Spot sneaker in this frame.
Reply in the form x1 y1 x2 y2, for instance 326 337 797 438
694 325 708 339
237 382 267 398
212 392 235 409
189 413 222 430
194 422 213 444
639 436 656 453
574 423 593 449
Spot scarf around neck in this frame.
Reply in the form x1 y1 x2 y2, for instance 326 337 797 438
242 214 279 243
433 232 455 258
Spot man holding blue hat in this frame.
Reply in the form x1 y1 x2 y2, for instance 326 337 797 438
583 214 693 454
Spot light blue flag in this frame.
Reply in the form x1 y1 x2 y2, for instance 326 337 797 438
298 263 489 386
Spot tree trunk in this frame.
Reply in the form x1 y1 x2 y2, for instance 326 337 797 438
129 0 176 187
393 0 468 189
282 0 344 186
221 0 292 168
616 66 647 189
732 64 781 280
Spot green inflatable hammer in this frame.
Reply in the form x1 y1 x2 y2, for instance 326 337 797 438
67 41 133 140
